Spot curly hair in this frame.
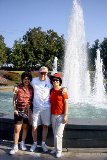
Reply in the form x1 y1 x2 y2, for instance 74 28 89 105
21 72 32 83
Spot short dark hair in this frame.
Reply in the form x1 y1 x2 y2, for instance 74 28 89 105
21 72 32 83
50 73 62 86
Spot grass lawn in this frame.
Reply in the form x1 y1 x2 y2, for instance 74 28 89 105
10 71 24 75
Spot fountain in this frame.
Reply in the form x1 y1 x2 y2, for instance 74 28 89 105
51 56 58 75
63 0 107 118
93 49 106 103
0 0 107 119
63 0 88 103
1 0 107 148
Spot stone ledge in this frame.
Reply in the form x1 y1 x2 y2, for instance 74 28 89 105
1 113 107 148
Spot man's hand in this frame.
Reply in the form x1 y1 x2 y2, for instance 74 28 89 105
62 87 68 94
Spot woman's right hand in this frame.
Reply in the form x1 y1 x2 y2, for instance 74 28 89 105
14 110 18 115
63 115 68 124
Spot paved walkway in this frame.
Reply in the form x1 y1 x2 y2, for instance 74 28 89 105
0 140 107 160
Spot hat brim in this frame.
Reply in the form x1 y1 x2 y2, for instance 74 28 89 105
50 75 62 85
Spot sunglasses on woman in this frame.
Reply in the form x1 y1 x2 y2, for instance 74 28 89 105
52 78 59 82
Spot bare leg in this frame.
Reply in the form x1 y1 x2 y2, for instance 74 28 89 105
14 122 22 144
42 125 48 142
32 126 38 142
22 123 28 141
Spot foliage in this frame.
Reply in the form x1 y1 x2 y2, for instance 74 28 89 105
87 39 100 70
0 35 8 65
0 27 107 72
10 27 65 71
87 38 107 71
3 71 21 83
100 38 107 70
10 39 24 69
11 71 24 75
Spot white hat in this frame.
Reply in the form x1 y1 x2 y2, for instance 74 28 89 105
39 66 48 73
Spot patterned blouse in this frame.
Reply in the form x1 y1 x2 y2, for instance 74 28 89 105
14 84 33 110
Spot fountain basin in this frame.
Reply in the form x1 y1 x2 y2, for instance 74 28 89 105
1 113 107 148
1 88 107 148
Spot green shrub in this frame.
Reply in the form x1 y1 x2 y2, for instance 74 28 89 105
3 71 21 83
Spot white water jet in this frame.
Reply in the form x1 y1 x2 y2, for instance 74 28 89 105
51 56 58 75
93 49 106 103
63 0 106 107
85 71 91 97
63 0 89 103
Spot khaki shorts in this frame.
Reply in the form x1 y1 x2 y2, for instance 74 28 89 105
32 108 51 127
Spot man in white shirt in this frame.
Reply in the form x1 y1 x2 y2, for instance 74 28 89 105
30 66 51 152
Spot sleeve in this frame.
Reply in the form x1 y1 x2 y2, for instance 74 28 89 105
30 79 34 87
63 92 68 100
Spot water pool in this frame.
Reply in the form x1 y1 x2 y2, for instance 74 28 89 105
0 90 107 119
0 90 13 114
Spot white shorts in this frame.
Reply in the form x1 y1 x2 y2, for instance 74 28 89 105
32 108 51 127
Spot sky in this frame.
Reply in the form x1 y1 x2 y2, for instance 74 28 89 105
0 0 107 48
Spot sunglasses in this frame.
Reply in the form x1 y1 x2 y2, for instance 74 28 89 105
40 72 47 75
52 79 59 82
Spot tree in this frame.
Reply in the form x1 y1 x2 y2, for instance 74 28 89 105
11 27 65 70
5 47 12 64
11 39 24 69
0 35 7 65
23 27 47 67
88 39 100 70
100 38 107 70
44 30 65 70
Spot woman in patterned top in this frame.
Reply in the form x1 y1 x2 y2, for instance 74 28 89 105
10 72 33 155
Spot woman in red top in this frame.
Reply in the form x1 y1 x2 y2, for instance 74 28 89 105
10 72 33 155
50 73 68 158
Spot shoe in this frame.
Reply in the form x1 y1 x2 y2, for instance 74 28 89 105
30 143 37 152
9 146 18 155
50 148 56 154
42 143 48 152
56 151 62 158
20 142 27 151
